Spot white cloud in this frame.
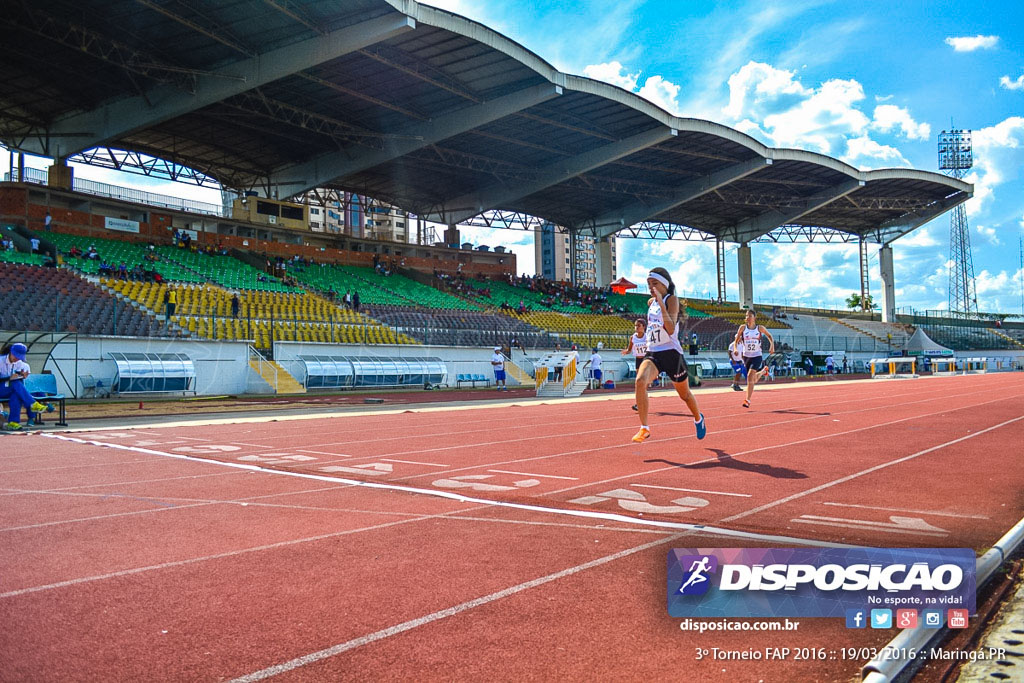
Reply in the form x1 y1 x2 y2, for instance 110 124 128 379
963 116 1024 218
872 105 930 140
843 135 910 169
582 61 684 115
874 94 894 103
723 62 809 120
975 223 1000 246
582 61 639 91
637 75 682 115
1000 74 1024 91
944 35 999 52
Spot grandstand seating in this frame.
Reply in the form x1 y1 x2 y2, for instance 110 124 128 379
466 278 589 313
155 246 297 292
772 314 885 352
688 301 790 329
104 280 416 349
918 325 1022 351
513 311 633 349
290 263 479 310
0 250 48 266
367 307 556 347
0 263 169 337
40 232 204 283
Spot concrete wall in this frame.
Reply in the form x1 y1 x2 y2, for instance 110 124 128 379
45 335 250 397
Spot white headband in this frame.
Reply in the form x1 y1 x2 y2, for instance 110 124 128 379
647 271 670 288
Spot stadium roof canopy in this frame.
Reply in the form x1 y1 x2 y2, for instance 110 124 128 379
0 0 971 244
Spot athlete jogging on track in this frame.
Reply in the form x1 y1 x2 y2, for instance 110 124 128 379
632 268 706 443
733 309 775 409
622 318 648 412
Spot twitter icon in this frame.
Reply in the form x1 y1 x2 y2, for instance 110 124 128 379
871 609 893 629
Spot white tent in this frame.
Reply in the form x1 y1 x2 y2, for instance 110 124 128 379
902 328 953 356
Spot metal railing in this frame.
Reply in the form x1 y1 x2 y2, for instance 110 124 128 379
247 345 277 392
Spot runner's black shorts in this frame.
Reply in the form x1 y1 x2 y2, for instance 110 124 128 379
635 356 645 371
643 348 689 383
743 355 764 372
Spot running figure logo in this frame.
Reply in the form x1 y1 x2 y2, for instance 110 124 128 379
677 554 718 595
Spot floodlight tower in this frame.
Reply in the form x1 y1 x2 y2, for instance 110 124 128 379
938 128 977 317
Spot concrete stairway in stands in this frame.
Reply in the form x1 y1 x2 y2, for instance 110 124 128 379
248 359 307 394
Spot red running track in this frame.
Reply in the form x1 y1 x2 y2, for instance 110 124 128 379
1 372 1022 681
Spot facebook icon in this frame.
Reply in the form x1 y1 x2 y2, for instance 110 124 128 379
846 609 867 629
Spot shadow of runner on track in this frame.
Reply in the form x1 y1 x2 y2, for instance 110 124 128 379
768 409 832 416
646 448 809 480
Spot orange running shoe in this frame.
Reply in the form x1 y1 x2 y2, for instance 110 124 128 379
632 427 651 443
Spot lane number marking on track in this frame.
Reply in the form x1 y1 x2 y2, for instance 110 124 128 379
790 514 949 537
568 488 710 514
432 474 540 492
238 453 317 465
319 463 394 476
172 445 241 454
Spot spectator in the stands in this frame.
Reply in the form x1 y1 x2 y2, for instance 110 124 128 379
231 293 240 319
44 211 52 232
343 290 352 308
117 262 128 280
164 287 177 323
87 246 98 260
69 245 82 258
352 291 361 311
30 237 40 254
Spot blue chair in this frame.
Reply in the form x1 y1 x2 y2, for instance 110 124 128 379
25 374 68 426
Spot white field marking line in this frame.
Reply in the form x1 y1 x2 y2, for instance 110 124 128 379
226 443 278 449
541 389 1022 496
719 414 1024 524
397 382 1011 486
0 513 457 600
0 470 242 498
447 515 669 535
296 449 352 457
378 389 946 470
790 519 948 537
632 484 750 498
487 470 577 480
0 459 159 475
821 502 989 520
56 371 953 434
227 532 693 683
226 380 931 451
380 459 449 467
40 433 858 549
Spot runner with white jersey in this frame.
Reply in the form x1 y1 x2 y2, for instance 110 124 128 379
632 267 706 443
728 339 746 391
733 308 775 409
622 318 648 411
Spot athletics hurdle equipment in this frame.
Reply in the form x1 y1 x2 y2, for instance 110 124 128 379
869 357 918 379
931 357 958 375
962 357 988 374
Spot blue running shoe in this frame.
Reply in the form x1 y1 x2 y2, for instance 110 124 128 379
695 413 706 440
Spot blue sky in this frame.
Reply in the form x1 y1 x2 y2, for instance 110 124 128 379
4 0 1023 314
436 0 1024 314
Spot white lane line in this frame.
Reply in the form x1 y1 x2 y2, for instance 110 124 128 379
544 390 1023 496
720 414 1024 523
227 533 689 683
39 433 856 549
297 449 351 458
395 383 1012 485
790 519 948 537
0 515 442 600
382 459 449 467
632 484 750 498
487 470 577 480
0 471 242 497
821 502 989 520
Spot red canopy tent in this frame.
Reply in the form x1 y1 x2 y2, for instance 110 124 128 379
609 277 637 295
